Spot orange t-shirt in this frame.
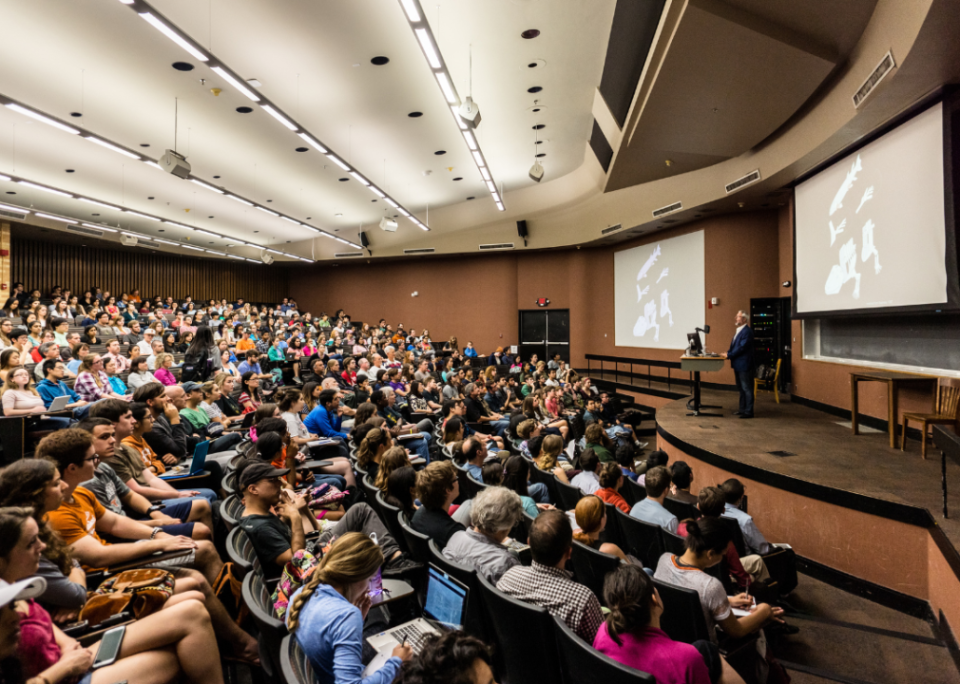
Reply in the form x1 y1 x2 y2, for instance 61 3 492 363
596 487 631 514
236 338 255 352
45 487 109 570
122 435 166 474
271 445 287 470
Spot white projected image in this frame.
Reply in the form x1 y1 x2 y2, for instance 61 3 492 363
795 103 946 313
614 231 705 349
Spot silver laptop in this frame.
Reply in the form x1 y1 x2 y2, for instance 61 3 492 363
363 566 469 676
48 395 70 412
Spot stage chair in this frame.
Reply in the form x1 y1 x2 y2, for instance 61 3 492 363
553 616 655 684
754 358 782 403
901 378 960 458
569 540 620 604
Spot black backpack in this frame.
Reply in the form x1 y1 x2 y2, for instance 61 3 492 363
181 348 210 382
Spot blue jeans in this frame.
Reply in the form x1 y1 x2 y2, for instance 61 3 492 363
529 482 550 504
734 370 755 415
210 432 243 453
491 419 510 438
312 473 347 490
405 434 431 463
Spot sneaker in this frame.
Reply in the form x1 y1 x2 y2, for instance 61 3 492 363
293 377 303 385
382 555 424 578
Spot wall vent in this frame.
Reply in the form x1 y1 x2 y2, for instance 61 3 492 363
0 209 27 221
334 252 363 258
601 223 623 235
403 248 435 255
853 51 896 109
67 225 104 238
478 243 515 251
725 169 761 195
652 201 682 218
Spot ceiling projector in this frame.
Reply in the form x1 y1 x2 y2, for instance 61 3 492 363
458 97 481 130
260 251 275 265
119 234 138 247
160 149 191 179
529 162 545 183
379 217 399 232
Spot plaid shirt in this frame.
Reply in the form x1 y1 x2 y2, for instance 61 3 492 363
496 561 603 642
255 339 271 354
74 370 112 401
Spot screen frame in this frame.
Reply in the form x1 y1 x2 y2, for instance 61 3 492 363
791 92 960 319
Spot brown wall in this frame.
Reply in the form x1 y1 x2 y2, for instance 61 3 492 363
291 211 783 386
11 226 289 303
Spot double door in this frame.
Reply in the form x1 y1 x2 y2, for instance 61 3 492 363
518 309 570 364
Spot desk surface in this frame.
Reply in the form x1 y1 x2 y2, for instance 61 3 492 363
850 371 937 381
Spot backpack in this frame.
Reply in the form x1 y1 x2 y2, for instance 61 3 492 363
181 348 210 382
212 562 249 628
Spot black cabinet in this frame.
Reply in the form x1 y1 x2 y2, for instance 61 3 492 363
750 297 791 391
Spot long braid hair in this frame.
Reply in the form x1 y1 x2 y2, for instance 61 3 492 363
0 459 74 573
287 532 383 632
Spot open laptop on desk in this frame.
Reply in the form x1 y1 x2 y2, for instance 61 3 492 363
159 440 210 480
363 566 469 675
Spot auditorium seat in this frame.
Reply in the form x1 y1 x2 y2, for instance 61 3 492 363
663 496 699 522
621 478 646 508
375 491 410 555
652 579 713 645
225 526 255 578
243 569 287 678
553 616 655 684
569 539 620 603
360 476 383 518
554 477 584 511
718 516 747 557
398 513 432 564
279 634 313 684
426 539 488 641
220 494 243 531
527 458 560 503
614 508 663 569
457 467 486 501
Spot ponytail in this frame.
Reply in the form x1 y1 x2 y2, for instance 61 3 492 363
357 428 389 469
683 517 731 556
602 564 654 647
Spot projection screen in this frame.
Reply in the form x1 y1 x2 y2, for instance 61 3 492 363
794 102 952 315
614 230 705 349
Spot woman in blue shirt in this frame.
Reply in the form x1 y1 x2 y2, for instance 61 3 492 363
286 533 413 684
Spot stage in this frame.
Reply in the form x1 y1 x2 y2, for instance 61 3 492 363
654 390 960 636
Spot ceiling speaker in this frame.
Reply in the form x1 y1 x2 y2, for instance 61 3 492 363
360 231 370 248
119 234 138 247
159 149 191 179
516 220 528 238
379 217 398 232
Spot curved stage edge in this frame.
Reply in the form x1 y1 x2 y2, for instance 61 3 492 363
654 390 960 645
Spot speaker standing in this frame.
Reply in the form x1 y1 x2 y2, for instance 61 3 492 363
721 310 755 419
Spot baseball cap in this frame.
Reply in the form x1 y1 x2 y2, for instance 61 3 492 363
0 577 47 609
143 328 155 335
181 381 202 393
239 461 290 489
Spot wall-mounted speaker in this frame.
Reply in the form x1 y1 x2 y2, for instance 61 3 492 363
360 231 370 248
516 220 528 238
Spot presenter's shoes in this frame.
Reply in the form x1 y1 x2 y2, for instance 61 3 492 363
739 413 754 419
732 411 743 416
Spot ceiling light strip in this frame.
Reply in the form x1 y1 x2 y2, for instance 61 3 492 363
397 0 504 211
138 11 209 62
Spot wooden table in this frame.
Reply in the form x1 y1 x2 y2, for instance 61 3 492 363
849 371 938 448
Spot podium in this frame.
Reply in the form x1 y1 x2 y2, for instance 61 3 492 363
681 355 724 417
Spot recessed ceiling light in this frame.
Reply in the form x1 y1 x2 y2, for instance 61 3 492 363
65 169 75 173
172 62 194 71
527 86 542 93
140 143 150 147
208 215 214 218
338 178 349 182
536 153 546 158
212 175 220 179
147 196 155 200
533 124 545 130
334 213 343 217
408 111 423 118
295 147 308 152
434 150 446 155
521 29 541 39
532 108 541 113
370 56 390 65
6 192 15 195
453 177 462 181
236 107 253 114
266 199 273 202
70 112 82 117
528 62 538 68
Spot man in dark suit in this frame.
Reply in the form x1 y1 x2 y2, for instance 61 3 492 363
722 310 755 418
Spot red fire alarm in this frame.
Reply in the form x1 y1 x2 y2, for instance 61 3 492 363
536 298 550 307
0 250 8 257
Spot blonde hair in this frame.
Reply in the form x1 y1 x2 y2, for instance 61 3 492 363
573 495 605 544
2 367 38 396
155 353 173 369
200 381 217 399
536 434 564 471
374 446 408 492
287 533 383 631
357 428 390 469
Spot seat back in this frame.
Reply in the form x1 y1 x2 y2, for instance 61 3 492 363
555 478 584 511
662 496 699 522
476 571 561 684
361 476 382 517
527 459 560 503
221 469 237 495
220 494 243 531
457 466 485 501
938 377 960 417
225 526 256 578
375 491 410 554
553 616 656 684
242 569 286 677
653 578 713 644
614 508 663 569
660 528 687 557
719 516 747 557
426 539 487 640
279 634 314 684
569 540 620 604
398 513 433 563
621 478 646 508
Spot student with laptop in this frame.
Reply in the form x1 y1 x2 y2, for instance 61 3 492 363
286 533 413 684
35 359 90 418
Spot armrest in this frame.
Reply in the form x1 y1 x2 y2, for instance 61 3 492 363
165 470 212 486
468 422 494 435
300 460 334 471
105 548 193 574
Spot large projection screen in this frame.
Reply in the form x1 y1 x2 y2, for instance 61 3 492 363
614 231 705 349
795 102 951 315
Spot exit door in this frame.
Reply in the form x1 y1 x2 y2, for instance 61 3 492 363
518 309 570 364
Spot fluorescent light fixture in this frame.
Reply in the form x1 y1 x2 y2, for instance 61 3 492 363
0 174 10 182
486 180 496 192
266 249 282 255
495 201 504 211
183 245 204 252
82 223 117 232
435 72 457 104
256 206 279 217
245 258 259 264
480 167 491 181
450 107 468 130
163 221 192 230
125 210 159 221
5 104 80 135
118 0 134 4
463 131 478 150
35 213 76 224
85 136 140 160
120 231 140 237
138 13 208 62
370 186 385 198
399 209 410 217
418 224 429 231
385 198 399 208
226 194 253 206
297 133 327 153
206 250 225 255
190 179 223 193
326 154 350 171
19 181 71 198
144 161 163 170
261 104 297 131
281 216 301 225
415 28 442 68
153 238 177 245
211 66 260 101
193 229 218 237
472 150 484 166
298 257 312 262
303 226 321 233
400 0 421 21
350 172 370 185
0 203 28 213
79 198 120 211
229 254 245 260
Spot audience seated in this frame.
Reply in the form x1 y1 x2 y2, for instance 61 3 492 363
442 486 523 583
571 448 602 494
411 461 464 547
721 479 771 555
630 466 680 533
399 631 495 684
502 455 553 518
595 462 631 514
572 495 628 561
670 461 699 505
496 509 604 641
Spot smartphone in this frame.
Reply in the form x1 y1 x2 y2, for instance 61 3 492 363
92 625 126 669
367 568 383 597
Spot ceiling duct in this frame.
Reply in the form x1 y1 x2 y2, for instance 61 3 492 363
403 248 435 255
334 252 363 258
725 169 761 195
601 223 624 235
652 201 682 218
478 243 515 251
853 51 896 109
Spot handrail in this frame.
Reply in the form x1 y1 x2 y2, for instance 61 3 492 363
584 353 689 393
585 353 682 369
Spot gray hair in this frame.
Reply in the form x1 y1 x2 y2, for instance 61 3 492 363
738 311 750 323
39 341 57 356
463 382 476 396
470 486 523 534
380 386 395 398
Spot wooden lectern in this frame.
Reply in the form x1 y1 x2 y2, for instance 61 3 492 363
681 355 725 417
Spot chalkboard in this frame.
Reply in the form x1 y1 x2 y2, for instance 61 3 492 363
820 313 960 371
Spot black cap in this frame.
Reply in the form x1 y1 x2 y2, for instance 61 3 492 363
238 461 289 489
